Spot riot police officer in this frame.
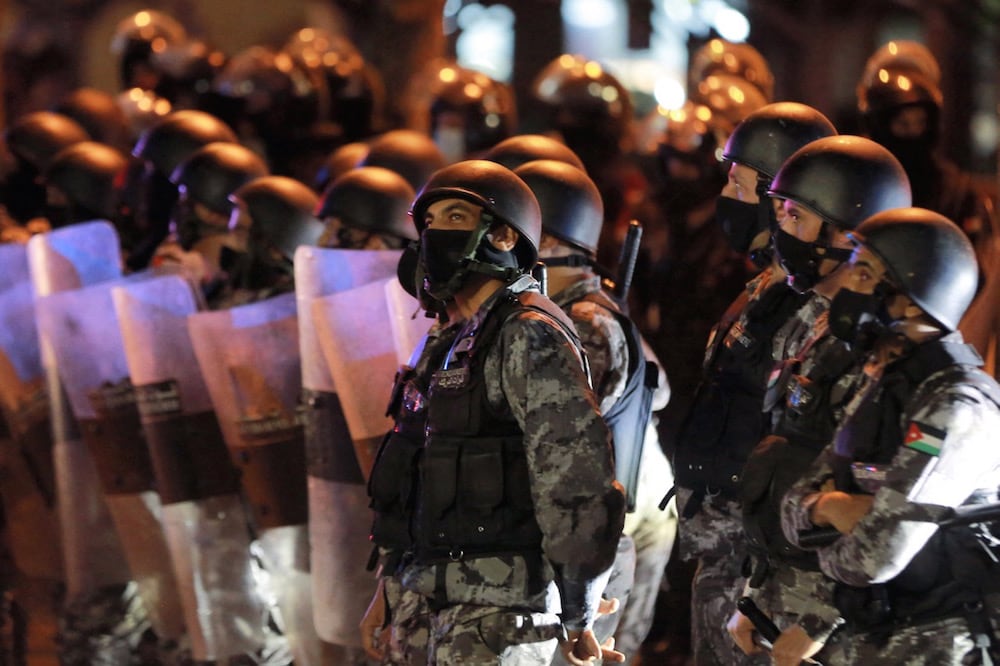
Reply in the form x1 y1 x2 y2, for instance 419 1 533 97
2 111 89 229
156 141 269 306
516 157 675 665
363 159 626 664
674 134 911 666
128 109 238 270
43 141 129 230
779 207 1000 665
315 166 417 250
408 60 516 163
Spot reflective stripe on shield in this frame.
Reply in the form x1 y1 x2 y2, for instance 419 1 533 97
113 274 271 661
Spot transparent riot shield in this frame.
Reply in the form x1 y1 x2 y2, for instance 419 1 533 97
26 221 130 604
113 274 276 661
294 246 402 648
0 243 60 581
34 277 186 642
312 276 431 481
188 293 319 664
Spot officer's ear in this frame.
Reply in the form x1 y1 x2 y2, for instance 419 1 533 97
486 224 518 252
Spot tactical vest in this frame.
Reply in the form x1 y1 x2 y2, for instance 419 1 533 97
742 338 864 584
674 281 807 508
369 288 584 566
578 290 657 512
827 339 1000 636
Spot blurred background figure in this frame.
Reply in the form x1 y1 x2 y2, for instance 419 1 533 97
109 9 188 94
1 111 90 234
407 59 516 163
127 109 238 271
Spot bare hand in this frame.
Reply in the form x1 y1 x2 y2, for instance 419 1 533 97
810 491 875 534
360 578 389 661
558 598 626 664
727 610 765 655
559 628 626 664
771 624 823 666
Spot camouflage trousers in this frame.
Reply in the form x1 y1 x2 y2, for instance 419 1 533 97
382 577 562 665
677 490 767 666
844 615 998 665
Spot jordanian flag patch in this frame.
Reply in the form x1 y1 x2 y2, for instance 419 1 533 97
904 422 947 456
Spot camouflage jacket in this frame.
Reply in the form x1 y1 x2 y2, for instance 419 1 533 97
550 275 629 414
781 331 1000 640
398 278 625 631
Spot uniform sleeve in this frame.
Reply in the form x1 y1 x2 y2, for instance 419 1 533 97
813 394 1000 587
569 300 629 414
493 311 626 630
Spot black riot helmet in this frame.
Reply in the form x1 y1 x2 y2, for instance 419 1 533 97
531 54 633 168
283 27 384 142
312 140 368 192
857 67 942 147
169 142 269 215
410 60 516 162
723 102 838 183
149 39 228 111
411 159 541 271
229 175 325 261
769 136 912 231
857 40 941 99
133 109 238 178
483 134 585 172
768 135 912 291
358 129 447 192
44 141 129 224
689 38 775 102
5 111 90 173
3 111 90 223
316 166 417 244
719 102 837 260
211 46 321 146
53 88 132 153
116 87 173 143
110 10 187 91
848 207 977 331
513 159 602 257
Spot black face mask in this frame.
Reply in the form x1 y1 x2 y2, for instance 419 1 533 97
774 226 853 293
419 228 476 295
773 227 820 292
828 287 892 351
715 195 774 257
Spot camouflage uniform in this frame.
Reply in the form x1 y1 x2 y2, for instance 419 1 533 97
675 265 802 666
782 331 1000 663
376 278 625 665
734 291 867 664
550 276 677 664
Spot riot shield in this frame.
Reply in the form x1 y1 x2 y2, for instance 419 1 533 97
34 277 185 641
294 246 402 646
188 293 320 663
0 243 60 580
113 273 279 661
312 276 431 478
26 221 130 604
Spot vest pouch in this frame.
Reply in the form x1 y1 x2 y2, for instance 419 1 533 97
422 438 458 520
675 379 767 497
369 430 422 512
458 438 504 513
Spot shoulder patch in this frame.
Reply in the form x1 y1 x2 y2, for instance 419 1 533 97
904 421 946 456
